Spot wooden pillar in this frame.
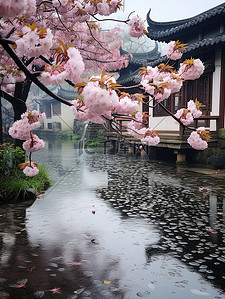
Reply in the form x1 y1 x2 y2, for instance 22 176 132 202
128 143 135 156
174 150 187 164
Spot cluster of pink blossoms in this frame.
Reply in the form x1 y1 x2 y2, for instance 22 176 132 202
9 110 45 176
22 161 40 177
0 0 36 17
140 66 182 102
23 134 45 152
128 15 146 38
52 0 122 20
125 112 155 144
166 41 183 60
71 73 142 124
174 100 202 126
179 58 205 80
15 24 53 58
140 129 160 146
187 127 209 150
41 47 85 85
114 95 139 115
140 43 204 103
127 120 160 146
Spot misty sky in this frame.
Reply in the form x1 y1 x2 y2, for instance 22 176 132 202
111 0 225 22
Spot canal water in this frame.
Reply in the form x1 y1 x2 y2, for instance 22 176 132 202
0 139 225 299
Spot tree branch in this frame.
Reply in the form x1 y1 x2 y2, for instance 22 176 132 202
86 21 111 54
0 38 72 107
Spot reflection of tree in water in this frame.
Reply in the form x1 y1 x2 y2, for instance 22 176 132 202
0 204 126 299
94 156 225 292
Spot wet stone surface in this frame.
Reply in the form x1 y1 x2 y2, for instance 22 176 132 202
0 140 225 298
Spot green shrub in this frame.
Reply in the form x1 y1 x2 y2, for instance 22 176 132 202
0 143 52 203
0 164 52 203
0 143 25 175
86 135 105 147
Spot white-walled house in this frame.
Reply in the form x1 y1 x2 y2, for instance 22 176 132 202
39 86 76 132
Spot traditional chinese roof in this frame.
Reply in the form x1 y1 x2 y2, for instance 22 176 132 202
41 86 77 102
149 33 225 67
147 3 225 42
57 86 77 100
117 42 161 88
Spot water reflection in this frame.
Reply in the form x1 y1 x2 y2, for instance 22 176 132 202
0 140 225 298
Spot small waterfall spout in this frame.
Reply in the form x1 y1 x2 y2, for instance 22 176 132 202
79 122 89 155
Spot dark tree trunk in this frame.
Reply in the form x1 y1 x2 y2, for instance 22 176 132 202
0 98 3 144
13 79 32 148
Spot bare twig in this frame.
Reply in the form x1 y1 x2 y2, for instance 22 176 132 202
85 21 111 54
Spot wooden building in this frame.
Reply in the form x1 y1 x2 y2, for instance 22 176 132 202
109 3 225 163
147 2 225 140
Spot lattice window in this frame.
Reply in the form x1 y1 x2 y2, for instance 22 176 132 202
153 73 212 117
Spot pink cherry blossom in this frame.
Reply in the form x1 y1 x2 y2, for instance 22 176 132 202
9 118 32 140
179 58 205 80
141 129 160 146
187 127 208 150
0 0 36 18
41 47 84 85
9 110 45 140
165 75 183 93
166 41 183 60
128 15 146 38
114 96 139 115
15 25 53 58
80 74 119 117
187 100 202 118
22 161 39 177
140 66 158 82
23 134 45 152
174 108 194 126
154 87 171 102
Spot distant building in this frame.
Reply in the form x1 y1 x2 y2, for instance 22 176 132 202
39 86 76 132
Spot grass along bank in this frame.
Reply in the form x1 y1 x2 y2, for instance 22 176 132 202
0 143 52 203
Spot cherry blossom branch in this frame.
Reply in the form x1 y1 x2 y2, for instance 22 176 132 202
5 28 16 39
0 38 72 107
90 11 134 23
112 113 146 125
54 7 70 32
82 56 117 64
158 102 195 132
85 21 111 54
38 55 76 88
0 89 28 107
118 84 142 90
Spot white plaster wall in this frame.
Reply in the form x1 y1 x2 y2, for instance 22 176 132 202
61 105 74 131
211 49 221 131
148 106 180 133
43 104 74 131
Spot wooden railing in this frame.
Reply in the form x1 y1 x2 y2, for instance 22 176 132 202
194 115 220 131
181 115 220 139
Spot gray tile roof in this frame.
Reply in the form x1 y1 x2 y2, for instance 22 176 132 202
149 33 225 66
147 3 225 41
